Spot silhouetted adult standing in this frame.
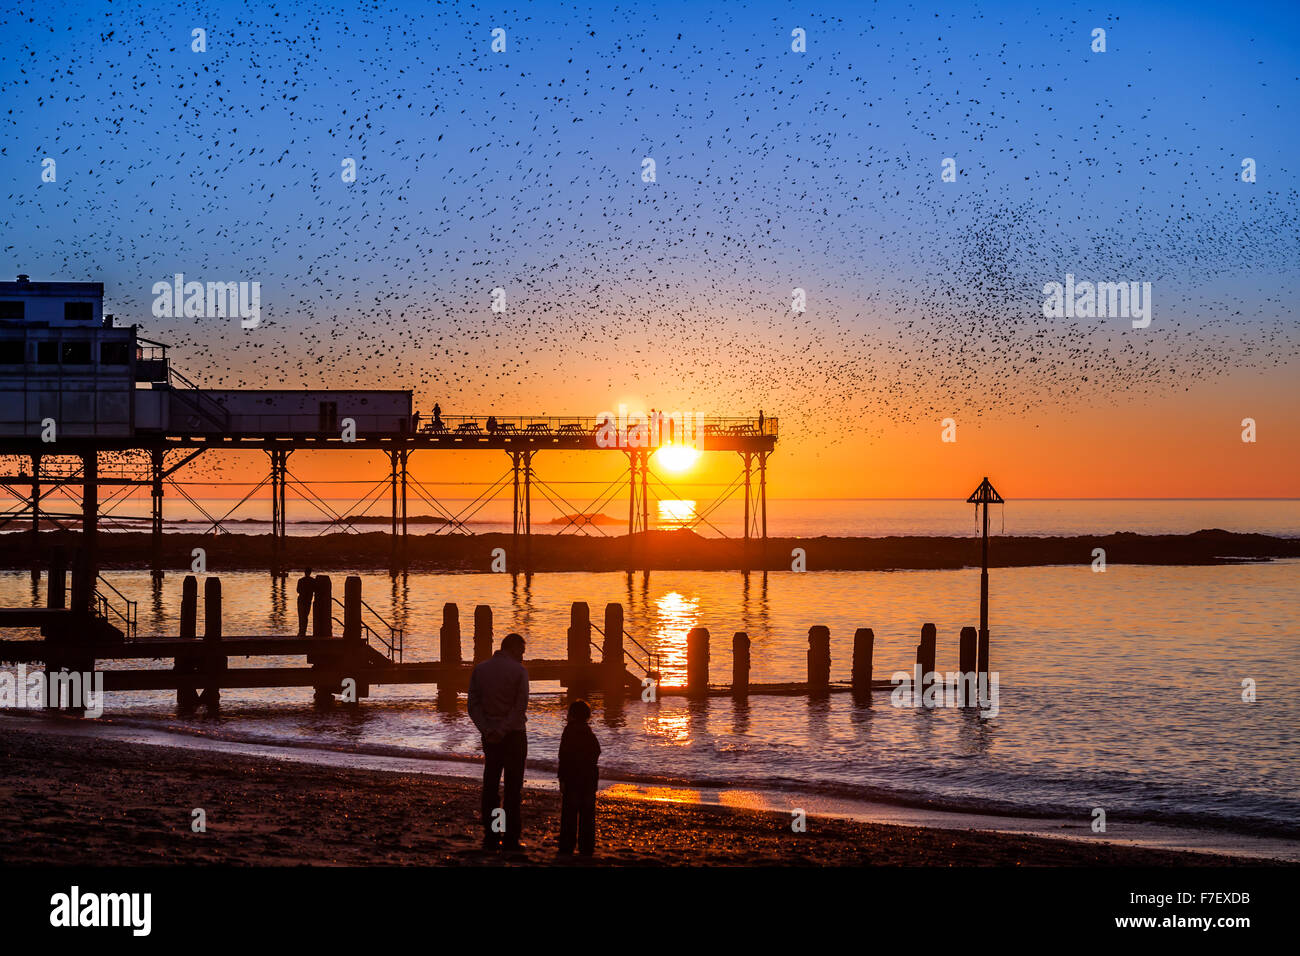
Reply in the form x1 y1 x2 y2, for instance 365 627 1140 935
295 568 315 637
758 409 765 435
468 633 530 850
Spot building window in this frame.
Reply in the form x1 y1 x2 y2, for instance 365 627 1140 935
0 340 23 364
61 341 92 364
0 301 24 321
100 341 130 365
64 302 94 322
37 342 58 364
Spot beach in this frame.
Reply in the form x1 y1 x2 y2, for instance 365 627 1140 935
0 720 1269 867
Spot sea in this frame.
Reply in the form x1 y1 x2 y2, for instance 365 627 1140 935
2 498 1297 859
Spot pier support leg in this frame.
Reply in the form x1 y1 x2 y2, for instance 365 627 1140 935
29 453 39 577
389 451 399 575
741 452 752 571
758 450 768 570
268 449 289 578
400 450 409 571
73 451 98 614
511 451 520 567
150 447 164 580
523 450 532 573
627 450 650 570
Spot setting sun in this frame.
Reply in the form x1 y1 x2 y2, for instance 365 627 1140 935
653 444 701 474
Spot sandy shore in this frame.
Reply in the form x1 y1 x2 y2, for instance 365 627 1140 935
0 721 1263 867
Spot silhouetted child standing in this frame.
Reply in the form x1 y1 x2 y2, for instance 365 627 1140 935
557 699 601 856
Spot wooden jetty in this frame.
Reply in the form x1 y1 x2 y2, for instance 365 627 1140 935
1 560 990 713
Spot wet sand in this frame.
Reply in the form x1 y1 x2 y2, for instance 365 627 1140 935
0 722 1267 866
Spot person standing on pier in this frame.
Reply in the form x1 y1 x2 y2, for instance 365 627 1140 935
295 568 315 637
468 632 530 851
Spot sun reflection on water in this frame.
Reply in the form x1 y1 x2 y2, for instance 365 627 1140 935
656 499 697 530
652 590 698 687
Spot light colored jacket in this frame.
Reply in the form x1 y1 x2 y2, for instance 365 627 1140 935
468 651 529 737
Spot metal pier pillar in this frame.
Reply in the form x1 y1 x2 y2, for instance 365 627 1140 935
741 451 753 571
74 449 97 613
29 453 40 575
400 448 409 570
510 449 532 573
150 447 164 579
268 449 289 577
389 450 398 574
759 449 769 569
627 449 650 570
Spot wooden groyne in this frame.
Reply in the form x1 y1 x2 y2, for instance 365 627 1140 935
0 567 991 712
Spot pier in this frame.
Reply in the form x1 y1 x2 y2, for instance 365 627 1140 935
0 276 778 580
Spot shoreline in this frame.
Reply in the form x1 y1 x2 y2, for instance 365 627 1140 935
2 716 1293 866
0 528 1296 572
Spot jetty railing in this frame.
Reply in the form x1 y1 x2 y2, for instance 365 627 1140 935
331 593 404 662
93 574 137 640
590 619 660 681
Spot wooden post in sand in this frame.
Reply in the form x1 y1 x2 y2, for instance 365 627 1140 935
567 602 592 696
919 623 937 698
732 632 750 697
309 575 334 705
473 605 493 663
602 603 624 697
567 602 591 664
686 627 710 696
175 575 200 713
312 576 332 638
200 576 223 713
343 577 362 642
807 625 831 692
343 576 367 701
977 624 990 689
959 626 977 681
180 575 197 639
439 603 461 692
851 627 874 698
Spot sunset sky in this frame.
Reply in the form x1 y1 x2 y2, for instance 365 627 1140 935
2 0 1296 500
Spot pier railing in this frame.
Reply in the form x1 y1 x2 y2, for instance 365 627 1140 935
416 414 779 440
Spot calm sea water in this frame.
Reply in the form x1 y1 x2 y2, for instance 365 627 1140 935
2 556 1297 839
72 497 1300 538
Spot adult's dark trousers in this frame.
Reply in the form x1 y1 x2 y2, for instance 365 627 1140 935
296 598 312 637
481 730 527 846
